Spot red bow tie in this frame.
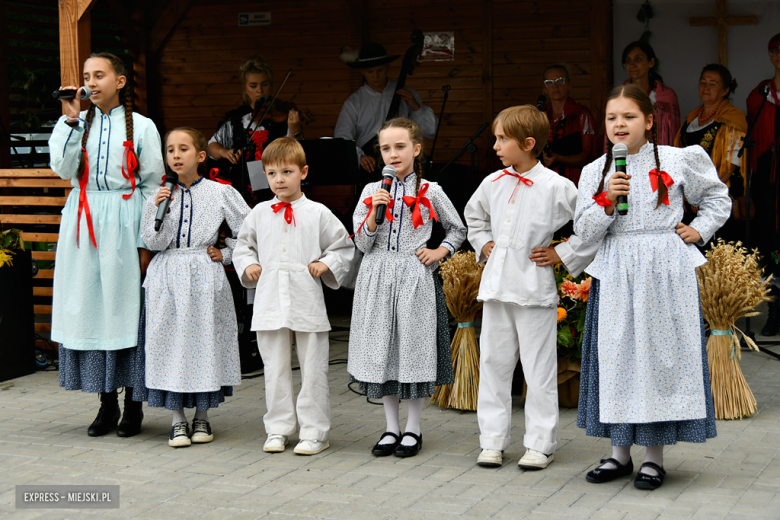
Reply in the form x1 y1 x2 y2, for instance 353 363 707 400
208 168 232 186
649 168 674 205
402 183 438 229
354 197 395 236
271 201 296 226
493 169 533 202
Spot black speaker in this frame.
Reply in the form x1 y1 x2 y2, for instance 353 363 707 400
0 249 36 381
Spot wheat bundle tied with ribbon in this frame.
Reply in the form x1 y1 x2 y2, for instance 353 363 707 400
696 239 772 420
432 251 485 411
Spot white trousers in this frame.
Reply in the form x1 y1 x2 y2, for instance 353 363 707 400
477 301 558 453
256 329 331 441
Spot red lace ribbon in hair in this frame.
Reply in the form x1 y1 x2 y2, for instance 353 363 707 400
271 201 296 226
492 169 534 202
648 168 674 206
353 197 395 237
208 168 232 186
592 191 612 207
402 183 438 229
77 148 97 248
121 141 138 200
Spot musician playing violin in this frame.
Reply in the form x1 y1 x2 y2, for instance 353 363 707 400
335 43 437 172
208 54 303 204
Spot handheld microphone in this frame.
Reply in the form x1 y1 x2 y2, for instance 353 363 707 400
154 171 179 231
613 143 629 215
52 87 92 100
760 84 771 98
536 95 546 111
375 165 396 225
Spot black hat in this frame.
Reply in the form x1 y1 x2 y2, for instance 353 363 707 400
340 43 400 69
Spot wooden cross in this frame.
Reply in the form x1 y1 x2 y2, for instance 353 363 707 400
689 0 757 67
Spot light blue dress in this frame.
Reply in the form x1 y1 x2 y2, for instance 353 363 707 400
48 105 163 391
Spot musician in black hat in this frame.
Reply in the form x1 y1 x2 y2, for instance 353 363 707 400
335 43 437 172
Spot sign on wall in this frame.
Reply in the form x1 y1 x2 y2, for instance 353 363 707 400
238 12 272 26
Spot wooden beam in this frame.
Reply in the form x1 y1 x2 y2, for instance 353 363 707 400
482 0 494 172
148 0 195 56
78 0 97 20
58 0 91 102
589 0 613 126
0 0 10 170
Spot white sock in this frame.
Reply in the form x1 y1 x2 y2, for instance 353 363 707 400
401 398 424 446
641 445 664 476
600 445 631 469
379 396 400 445
194 409 208 421
171 409 186 426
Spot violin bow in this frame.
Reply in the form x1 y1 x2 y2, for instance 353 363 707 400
248 68 294 135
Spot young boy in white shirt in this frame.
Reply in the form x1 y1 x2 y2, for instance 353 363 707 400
233 137 355 455
465 106 598 470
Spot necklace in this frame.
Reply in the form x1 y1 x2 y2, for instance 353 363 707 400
697 99 723 124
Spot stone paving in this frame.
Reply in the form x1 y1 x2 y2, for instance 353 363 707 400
1 315 779 519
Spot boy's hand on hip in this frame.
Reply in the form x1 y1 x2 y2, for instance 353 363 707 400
529 246 560 266
308 261 329 278
246 264 262 281
676 222 701 244
482 241 495 260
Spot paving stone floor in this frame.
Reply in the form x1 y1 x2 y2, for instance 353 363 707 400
1 314 779 519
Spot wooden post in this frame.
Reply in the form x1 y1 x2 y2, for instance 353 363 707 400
0 0 11 169
58 0 94 110
689 0 757 67
590 0 613 125
482 0 493 170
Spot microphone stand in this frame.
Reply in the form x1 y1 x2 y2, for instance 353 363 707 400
428 85 451 172
739 84 780 360
438 122 490 184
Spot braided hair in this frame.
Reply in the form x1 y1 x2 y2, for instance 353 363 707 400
597 84 666 208
376 118 425 195
76 53 136 179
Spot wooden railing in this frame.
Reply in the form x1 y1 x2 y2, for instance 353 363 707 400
0 168 70 333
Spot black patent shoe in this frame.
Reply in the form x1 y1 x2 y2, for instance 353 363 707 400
586 457 634 483
394 432 422 458
88 391 120 437
634 462 666 490
371 432 401 456
117 387 144 438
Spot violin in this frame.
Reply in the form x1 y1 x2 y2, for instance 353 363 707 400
253 99 315 125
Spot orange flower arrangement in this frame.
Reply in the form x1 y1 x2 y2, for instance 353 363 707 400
557 307 567 322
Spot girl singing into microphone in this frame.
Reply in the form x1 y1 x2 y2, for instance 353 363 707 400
135 127 249 448
348 118 466 458
574 85 730 489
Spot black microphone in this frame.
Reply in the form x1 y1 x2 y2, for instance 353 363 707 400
52 87 92 100
613 143 629 215
154 171 179 231
375 165 396 225
536 95 546 111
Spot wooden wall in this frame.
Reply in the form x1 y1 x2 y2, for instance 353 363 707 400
152 0 612 175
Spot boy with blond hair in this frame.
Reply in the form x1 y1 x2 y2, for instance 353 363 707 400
465 106 598 470
233 137 355 455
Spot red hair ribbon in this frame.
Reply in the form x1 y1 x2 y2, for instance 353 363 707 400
492 169 533 202
402 183 438 229
251 130 269 161
649 168 674 206
77 148 97 249
208 168 232 186
353 197 395 237
592 191 612 207
121 141 138 200
271 201 296 226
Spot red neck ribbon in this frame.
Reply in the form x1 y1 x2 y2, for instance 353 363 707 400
271 201 296 226
209 168 232 186
648 168 674 205
121 141 138 200
592 191 612 207
77 148 97 248
402 183 438 229
492 169 534 202
354 197 395 237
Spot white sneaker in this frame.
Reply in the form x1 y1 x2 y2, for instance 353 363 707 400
294 439 330 455
477 449 503 468
263 434 288 453
518 449 554 470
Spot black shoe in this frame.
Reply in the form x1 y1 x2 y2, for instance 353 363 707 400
394 432 422 458
371 432 401 456
169 422 191 448
586 457 634 483
117 387 144 438
634 462 666 490
88 391 120 437
191 419 214 444
761 287 780 336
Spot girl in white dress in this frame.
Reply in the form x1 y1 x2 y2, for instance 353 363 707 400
574 84 730 489
348 118 466 457
136 128 249 447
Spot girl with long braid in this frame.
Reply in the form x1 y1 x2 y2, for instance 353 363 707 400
48 52 164 438
574 84 730 490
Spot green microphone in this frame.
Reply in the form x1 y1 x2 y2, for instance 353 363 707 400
613 143 629 215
